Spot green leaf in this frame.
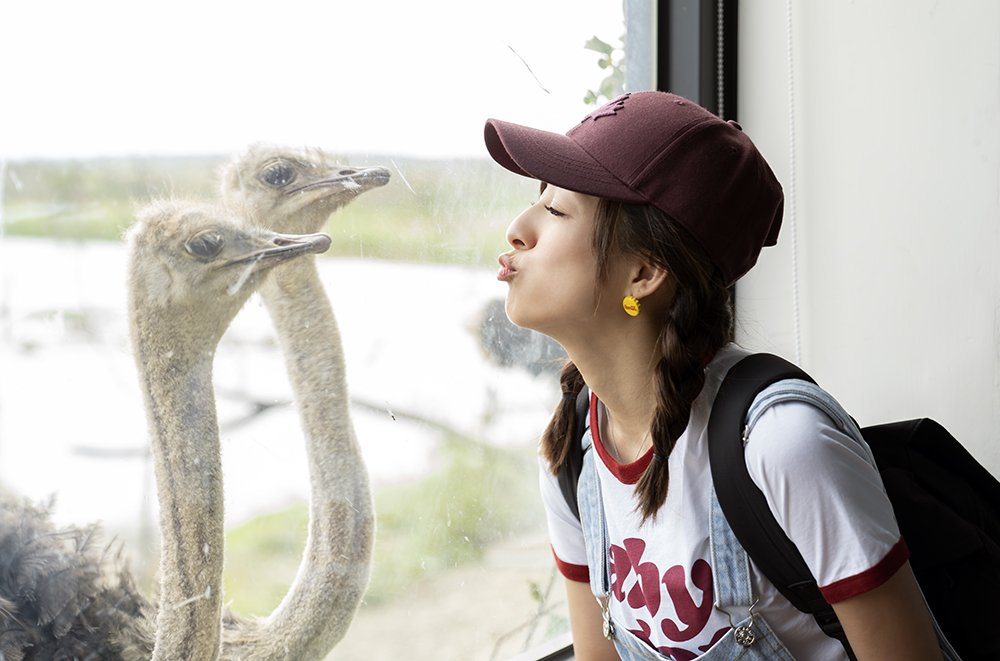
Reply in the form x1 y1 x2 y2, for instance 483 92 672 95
584 36 614 56
600 77 617 99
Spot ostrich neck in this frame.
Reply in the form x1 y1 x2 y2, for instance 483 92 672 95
221 257 374 660
131 316 226 661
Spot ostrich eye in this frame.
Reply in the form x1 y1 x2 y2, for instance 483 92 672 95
261 163 296 187
185 230 225 259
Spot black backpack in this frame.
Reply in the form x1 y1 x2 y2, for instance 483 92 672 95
558 353 1000 661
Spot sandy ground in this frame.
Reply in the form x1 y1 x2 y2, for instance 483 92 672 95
330 533 570 661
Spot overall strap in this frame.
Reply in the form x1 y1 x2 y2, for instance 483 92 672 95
708 487 754 611
577 439 611 601
707 353 856 660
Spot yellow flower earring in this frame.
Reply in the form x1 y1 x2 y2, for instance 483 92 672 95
622 295 641 317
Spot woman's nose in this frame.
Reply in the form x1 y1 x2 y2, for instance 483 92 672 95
505 207 535 249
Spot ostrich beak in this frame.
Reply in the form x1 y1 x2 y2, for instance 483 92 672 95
283 165 391 197
219 231 332 272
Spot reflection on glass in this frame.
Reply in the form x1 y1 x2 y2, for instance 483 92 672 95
0 1 624 658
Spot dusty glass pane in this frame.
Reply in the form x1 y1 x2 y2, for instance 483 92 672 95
0 1 624 659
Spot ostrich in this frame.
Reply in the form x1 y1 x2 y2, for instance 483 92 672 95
127 199 332 661
216 144 389 660
0 199 332 661
220 143 391 236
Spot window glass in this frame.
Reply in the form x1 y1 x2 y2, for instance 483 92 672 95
0 1 624 659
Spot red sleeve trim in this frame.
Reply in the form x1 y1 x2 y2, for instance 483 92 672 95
552 545 590 583
818 537 910 603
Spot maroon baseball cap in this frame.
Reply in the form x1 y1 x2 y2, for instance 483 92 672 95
484 91 783 286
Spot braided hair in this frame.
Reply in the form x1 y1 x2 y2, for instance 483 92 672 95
539 199 733 522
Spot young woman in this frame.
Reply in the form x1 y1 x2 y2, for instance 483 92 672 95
484 91 947 661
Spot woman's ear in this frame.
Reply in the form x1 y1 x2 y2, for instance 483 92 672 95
630 262 671 300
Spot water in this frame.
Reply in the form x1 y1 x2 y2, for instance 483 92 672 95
0 237 557 531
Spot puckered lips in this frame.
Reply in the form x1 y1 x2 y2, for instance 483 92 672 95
497 253 516 281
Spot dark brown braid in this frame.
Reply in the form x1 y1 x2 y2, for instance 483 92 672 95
539 200 733 524
540 360 587 474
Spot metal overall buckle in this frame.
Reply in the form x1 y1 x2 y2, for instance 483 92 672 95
715 595 760 649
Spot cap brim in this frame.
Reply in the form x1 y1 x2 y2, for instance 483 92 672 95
484 119 645 203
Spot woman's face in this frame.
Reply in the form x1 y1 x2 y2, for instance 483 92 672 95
499 185 625 341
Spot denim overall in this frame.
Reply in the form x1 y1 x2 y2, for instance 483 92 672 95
577 379 962 661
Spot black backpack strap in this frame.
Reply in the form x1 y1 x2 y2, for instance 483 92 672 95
558 386 591 521
708 353 856 659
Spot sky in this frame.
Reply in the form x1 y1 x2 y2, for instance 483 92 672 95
0 0 625 160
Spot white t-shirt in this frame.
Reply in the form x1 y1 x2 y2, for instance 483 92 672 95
539 345 907 661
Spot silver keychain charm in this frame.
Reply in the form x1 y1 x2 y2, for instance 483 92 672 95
597 597 615 640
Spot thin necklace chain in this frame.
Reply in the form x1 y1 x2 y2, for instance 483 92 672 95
606 412 651 464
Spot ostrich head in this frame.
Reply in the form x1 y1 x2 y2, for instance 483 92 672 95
219 144 391 235
126 199 332 347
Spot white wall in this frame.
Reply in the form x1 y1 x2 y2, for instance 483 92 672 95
736 1 1000 473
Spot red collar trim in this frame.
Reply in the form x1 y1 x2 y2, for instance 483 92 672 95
590 391 653 485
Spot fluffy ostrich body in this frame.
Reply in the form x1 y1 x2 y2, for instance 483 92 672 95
126 200 331 660
0 493 154 661
217 145 389 660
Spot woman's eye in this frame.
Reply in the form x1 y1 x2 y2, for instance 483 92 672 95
544 205 566 217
